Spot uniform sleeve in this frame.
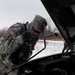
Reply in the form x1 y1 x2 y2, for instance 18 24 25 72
0 23 24 54
30 37 39 50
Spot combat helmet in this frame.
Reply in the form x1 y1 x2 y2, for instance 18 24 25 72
31 15 47 32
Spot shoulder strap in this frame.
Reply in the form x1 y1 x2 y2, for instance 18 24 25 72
23 22 28 31
19 22 28 33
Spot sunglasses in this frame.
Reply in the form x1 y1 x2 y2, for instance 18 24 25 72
32 27 41 36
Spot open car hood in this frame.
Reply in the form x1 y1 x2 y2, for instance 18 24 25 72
41 0 75 45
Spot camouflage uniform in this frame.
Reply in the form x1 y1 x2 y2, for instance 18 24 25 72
0 23 37 74
0 15 47 75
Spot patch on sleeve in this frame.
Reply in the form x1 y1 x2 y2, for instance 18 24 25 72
10 31 15 36
10 31 16 39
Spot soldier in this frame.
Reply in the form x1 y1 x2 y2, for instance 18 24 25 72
0 15 47 75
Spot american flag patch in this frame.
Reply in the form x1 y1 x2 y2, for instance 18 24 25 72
10 31 15 36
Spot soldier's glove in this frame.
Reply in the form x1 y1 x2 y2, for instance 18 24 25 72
21 31 32 43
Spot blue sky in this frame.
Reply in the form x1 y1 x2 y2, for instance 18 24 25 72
0 0 50 29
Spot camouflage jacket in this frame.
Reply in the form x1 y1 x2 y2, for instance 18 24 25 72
0 22 38 69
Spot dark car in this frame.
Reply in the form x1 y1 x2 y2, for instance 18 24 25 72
6 0 75 75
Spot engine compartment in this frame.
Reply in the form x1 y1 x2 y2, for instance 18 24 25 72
23 52 75 75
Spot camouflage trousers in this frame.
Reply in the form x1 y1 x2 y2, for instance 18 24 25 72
0 60 18 75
